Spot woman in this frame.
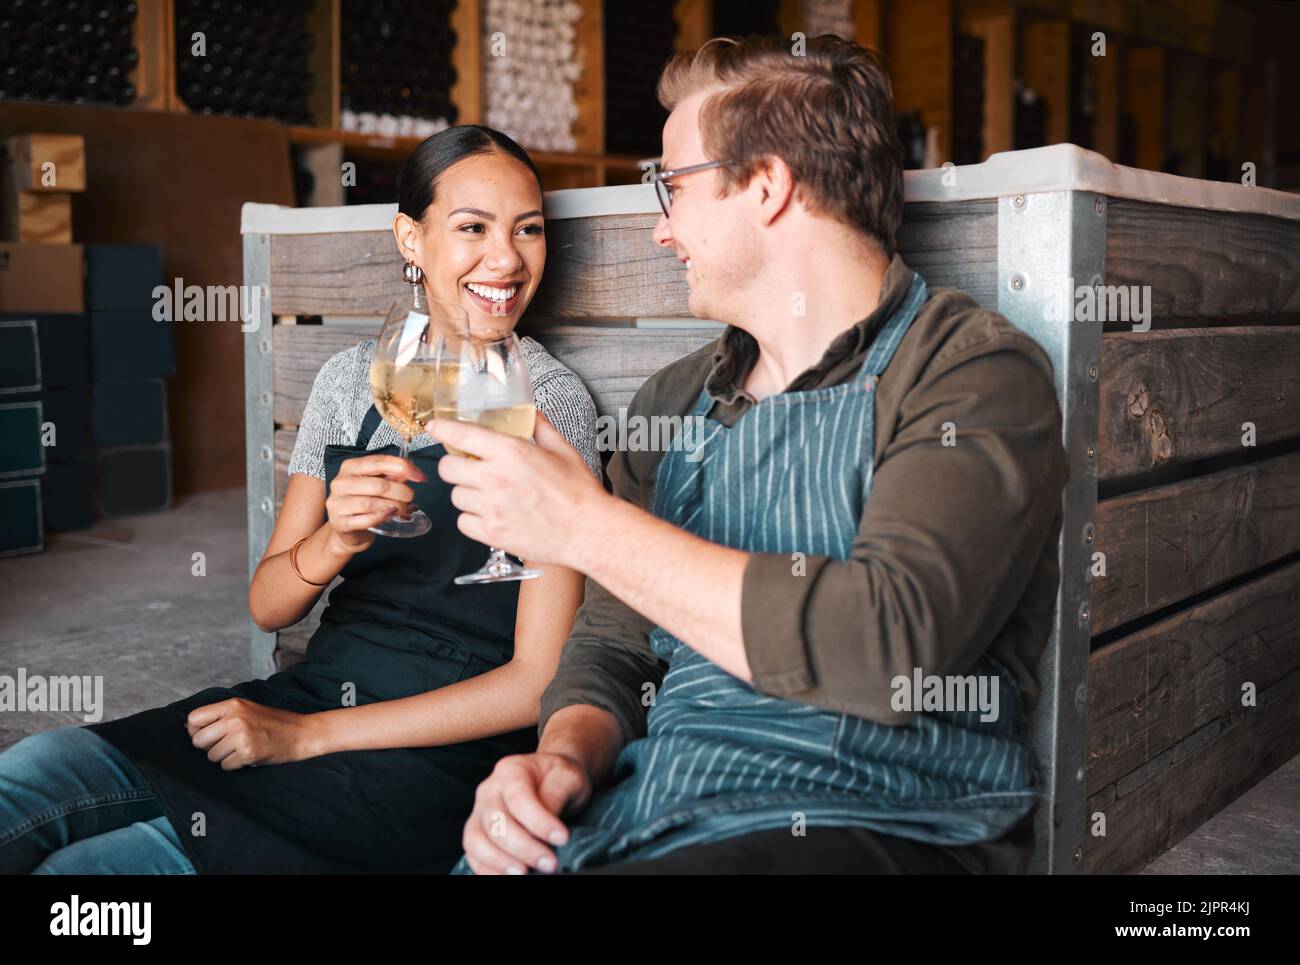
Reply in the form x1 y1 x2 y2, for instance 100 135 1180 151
0 125 601 874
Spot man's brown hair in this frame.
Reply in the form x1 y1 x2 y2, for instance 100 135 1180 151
658 34 904 256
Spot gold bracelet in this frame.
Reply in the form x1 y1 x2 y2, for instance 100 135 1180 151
289 536 331 586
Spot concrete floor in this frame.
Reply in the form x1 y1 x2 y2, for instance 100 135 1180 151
1 487 1296 873
0 488 248 747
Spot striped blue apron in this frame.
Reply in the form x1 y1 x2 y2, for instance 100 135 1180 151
453 271 1040 874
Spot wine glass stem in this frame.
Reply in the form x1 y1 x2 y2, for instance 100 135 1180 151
396 436 413 519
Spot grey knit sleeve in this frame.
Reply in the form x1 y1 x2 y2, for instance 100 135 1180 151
523 338 602 483
286 344 366 481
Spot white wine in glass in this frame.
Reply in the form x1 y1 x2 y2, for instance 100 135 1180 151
369 358 441 441
367 290 470 538
438 331 543 583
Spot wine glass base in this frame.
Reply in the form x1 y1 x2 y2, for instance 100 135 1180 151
367 509 433 538
454 556 542 584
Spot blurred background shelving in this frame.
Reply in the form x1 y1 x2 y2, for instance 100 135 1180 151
5 0 1294 198
1 0 1295 500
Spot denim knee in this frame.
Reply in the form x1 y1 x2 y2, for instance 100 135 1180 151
33 815 196 875
0 727 160 872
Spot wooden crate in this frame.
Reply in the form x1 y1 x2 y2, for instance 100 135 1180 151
243 143 1300 874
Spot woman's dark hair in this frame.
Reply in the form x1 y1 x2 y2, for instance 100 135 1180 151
397 125 543 222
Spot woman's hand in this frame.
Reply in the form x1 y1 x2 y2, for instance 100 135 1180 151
324 453 427 554
186 698 323 771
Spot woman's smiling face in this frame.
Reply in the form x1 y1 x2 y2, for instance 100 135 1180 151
394 150 545 340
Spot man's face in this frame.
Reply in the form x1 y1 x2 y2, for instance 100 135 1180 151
652 91 755 323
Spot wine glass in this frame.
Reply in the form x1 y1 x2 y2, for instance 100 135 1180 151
437 330 543 584
367 287 469 538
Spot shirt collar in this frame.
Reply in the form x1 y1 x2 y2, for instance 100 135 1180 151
704 254 915 405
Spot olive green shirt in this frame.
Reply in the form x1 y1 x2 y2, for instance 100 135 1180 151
539 255 1069 874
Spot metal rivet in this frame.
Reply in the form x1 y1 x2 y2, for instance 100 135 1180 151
260 445 272 461
1077 765 1086 783
1073 846 1083 863
260 497 274 515
1008 273 1025 292
259 339 271 354
1087 445 1096 461
1088 363 1098 381
260 392 271 405
1083 522 1095 544
1094 198 1104 215
1076 683 1088 707
1079 602 1091 626
1011 194 1026 209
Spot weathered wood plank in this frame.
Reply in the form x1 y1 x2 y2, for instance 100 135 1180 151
895 201 998 308
267 201 1000 317
1092 450 1300 634
268 231 403 317
1087 558 1300 794
1098 327 1300 480
527 214 691 319
272 323 720 424
1084 665 1300 875
1106 199 1300 320
519 325 719 417
1084 554 1300 879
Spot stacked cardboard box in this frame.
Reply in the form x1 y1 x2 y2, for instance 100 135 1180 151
1 134 173 548
85 243 173 518
1 134 85 245
0 317 46 556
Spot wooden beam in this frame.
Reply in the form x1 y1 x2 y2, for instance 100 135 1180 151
1020 18 1071 146
884 0 954 161
1165 52 1208 178
572 0 605 156
1091 31 1120 160
1210 65 1243 172
853 0 883 52
674 0 712 52
450 0 482 124
959 1 1016 158
306 0 340 129
778 0 803 38
131 0 173 111
1124 45 1165 172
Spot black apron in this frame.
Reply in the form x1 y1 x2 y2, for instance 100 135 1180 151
86 404 537 874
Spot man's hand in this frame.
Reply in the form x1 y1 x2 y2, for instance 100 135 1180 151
428 411 606 568
186 698 321 771
461 752 593 875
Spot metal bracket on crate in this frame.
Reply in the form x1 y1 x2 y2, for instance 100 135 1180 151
242 231 278 680
996 190 1106 874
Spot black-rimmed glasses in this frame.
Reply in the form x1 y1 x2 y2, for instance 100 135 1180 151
652 159 736 217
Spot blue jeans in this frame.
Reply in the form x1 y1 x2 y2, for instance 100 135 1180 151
0 727 196 874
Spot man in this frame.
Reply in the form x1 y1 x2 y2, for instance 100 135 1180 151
429 34 1068 875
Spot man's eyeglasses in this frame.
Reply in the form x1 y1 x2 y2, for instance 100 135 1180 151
652 159 736 217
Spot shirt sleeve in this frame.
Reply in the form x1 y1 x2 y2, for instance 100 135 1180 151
739 329 1069 725
286 347 359 481
536 391 666 747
